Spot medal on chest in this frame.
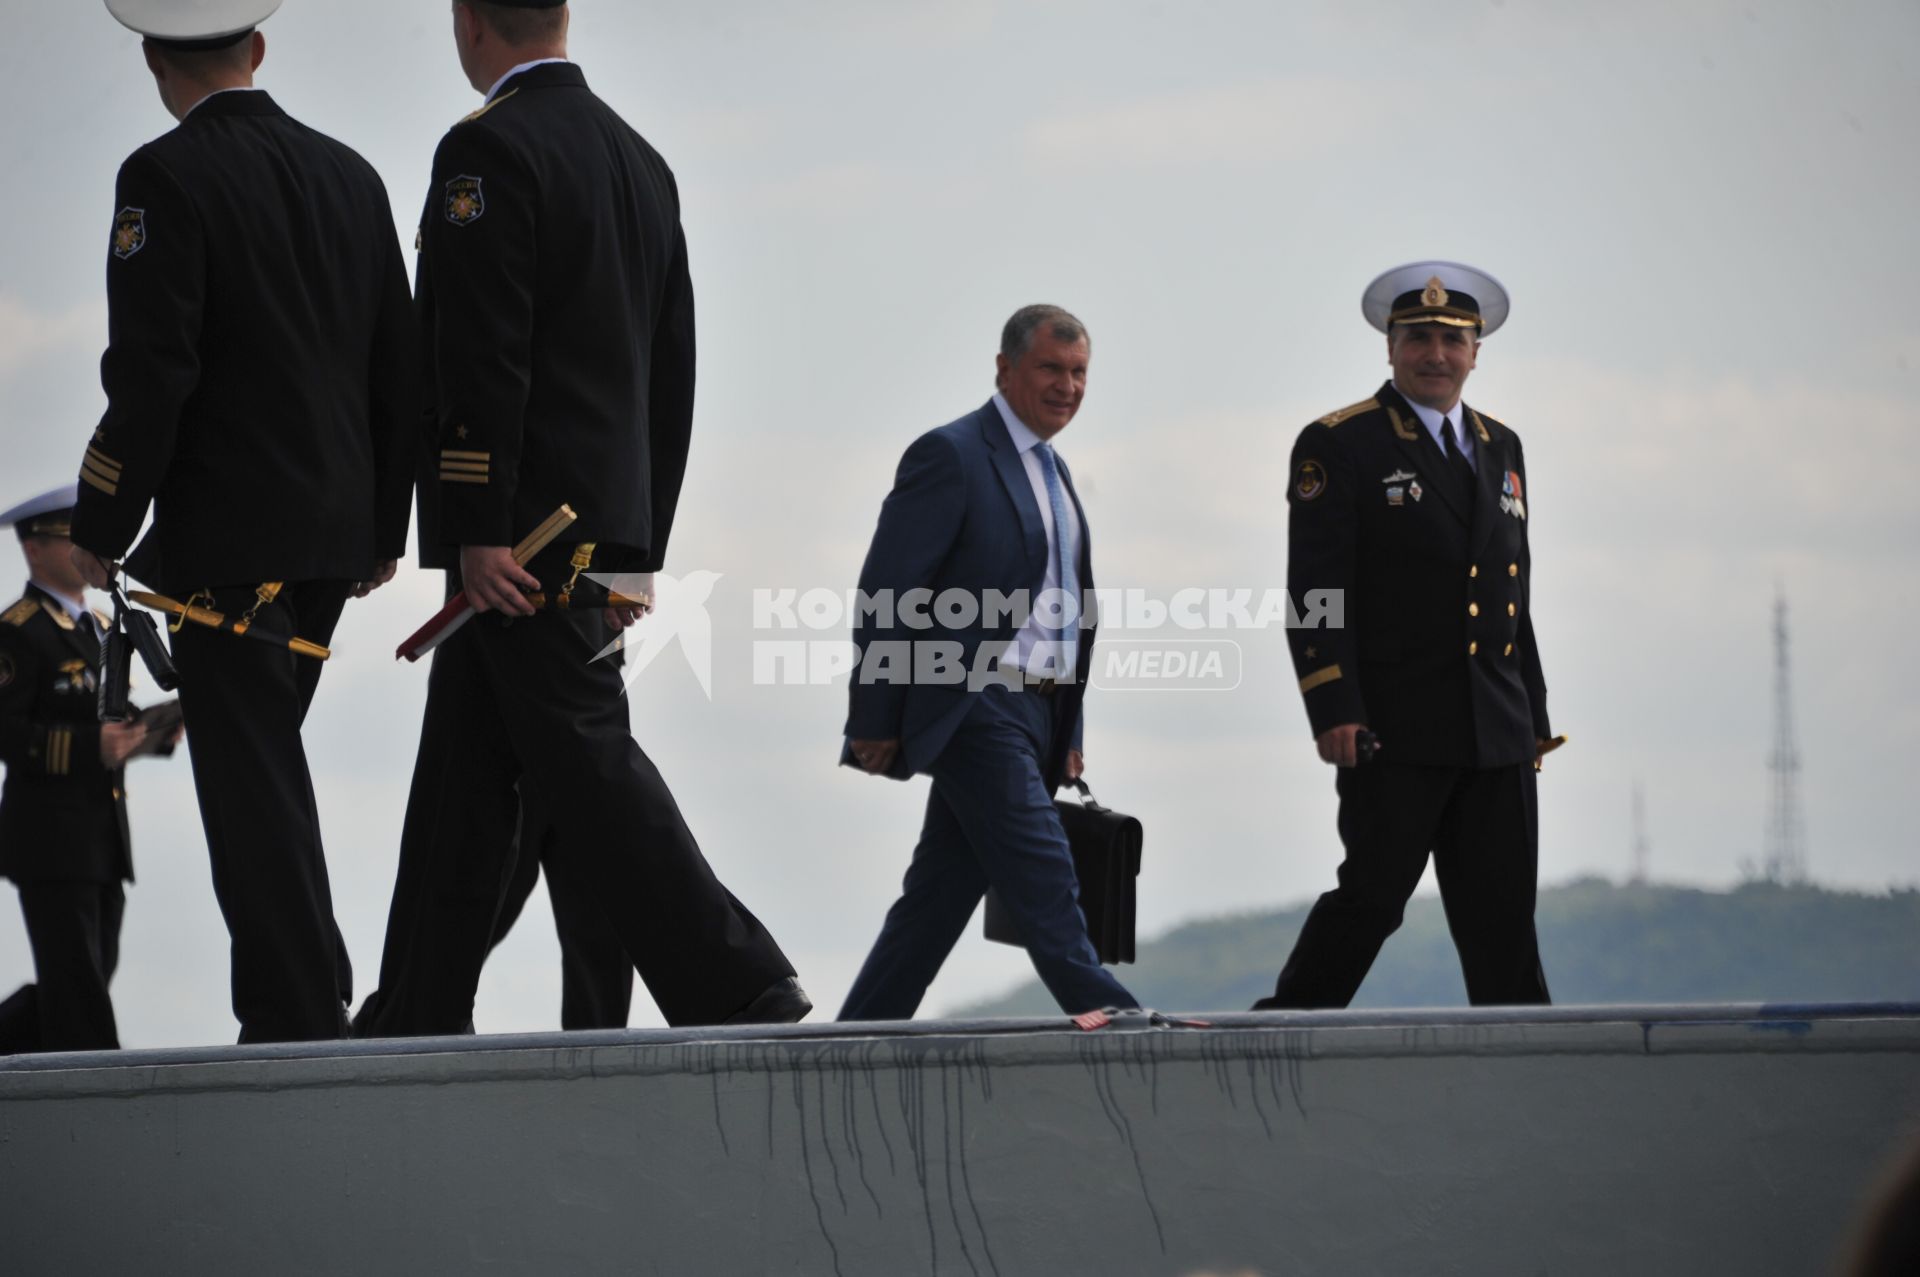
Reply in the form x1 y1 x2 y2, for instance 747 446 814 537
1499 469 1526 520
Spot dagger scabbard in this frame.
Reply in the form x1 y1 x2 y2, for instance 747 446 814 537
128 591 332 661
395 504 580 662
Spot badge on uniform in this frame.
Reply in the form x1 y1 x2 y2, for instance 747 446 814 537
445 176 486 226
1500 469 1526 520
112 207 146 260
1295 459 1327 502
1382 469 1419 506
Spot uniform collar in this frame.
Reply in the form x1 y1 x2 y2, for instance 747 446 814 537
182 86 281 122
27 580 89 626
1390 381 1462 435
485 57 577 103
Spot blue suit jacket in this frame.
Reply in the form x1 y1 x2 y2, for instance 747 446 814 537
843 401 1096 787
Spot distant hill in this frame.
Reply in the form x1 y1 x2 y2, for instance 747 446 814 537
954 879 1920 1016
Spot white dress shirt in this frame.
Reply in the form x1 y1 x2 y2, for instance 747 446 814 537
992 394 1082 679
485 57 572 104
1394 383 1477 473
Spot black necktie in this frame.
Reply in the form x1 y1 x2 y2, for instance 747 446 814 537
1440 416 1475 488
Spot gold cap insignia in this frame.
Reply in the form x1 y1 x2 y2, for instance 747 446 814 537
1422 276 1449 308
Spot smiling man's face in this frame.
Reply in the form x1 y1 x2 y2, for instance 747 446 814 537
996 330 1090 440
1388 322 1480 412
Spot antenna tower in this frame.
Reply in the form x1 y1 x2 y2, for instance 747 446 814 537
1759 588 1808 884
1630 780 1649 885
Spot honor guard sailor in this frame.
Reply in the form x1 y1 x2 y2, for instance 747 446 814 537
357 0 807 1036
0 487 179 1054
69 0 416 1043
1253 262 1558 1010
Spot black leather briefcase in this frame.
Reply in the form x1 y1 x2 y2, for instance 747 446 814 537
983 778 1142 965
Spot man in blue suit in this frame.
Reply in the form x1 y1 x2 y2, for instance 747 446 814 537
839 305 1139 1021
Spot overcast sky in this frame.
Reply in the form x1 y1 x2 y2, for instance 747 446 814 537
2 1 1916 1047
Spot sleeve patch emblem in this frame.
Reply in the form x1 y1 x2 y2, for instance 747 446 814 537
112 207 147 260
445 176 486 226
1295 459 1328 502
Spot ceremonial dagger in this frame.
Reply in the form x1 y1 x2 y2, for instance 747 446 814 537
395 504 577 662
127 591 332 661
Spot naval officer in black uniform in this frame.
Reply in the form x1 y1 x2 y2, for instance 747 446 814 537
357 0 805 1035
1254 262 1556 1010
0 487 178 1053
69 0 416 1042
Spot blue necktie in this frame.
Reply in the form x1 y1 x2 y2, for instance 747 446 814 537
1035 442 1079 677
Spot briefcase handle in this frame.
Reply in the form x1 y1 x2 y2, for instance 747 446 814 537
1060 776 1111 814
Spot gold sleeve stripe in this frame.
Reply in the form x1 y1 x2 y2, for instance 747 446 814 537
1299 665 1344 693
80 463 120 496
441 473 490 485
439 460 491 475
47 728 70 776
440 450 491 462
85 447 123 476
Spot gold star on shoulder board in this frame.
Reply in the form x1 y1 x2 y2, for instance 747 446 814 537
1305 646 1318 659
455 425 469 440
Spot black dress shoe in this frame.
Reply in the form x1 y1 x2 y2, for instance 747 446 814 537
724 977 813 1025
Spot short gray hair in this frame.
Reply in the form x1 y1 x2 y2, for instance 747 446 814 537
1000 305 1089 364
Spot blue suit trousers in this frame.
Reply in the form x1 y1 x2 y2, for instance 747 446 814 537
839 684 1137 1020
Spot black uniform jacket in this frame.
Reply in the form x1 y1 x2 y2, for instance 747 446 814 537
0 586 132 885
413 62 696 572
72 90 415 593
1285 382 1551 769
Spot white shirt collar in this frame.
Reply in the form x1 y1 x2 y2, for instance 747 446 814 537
30 580 90 625
992 393 1045 455
1393 382 1472 456
182 84 264 120
486 57 571 105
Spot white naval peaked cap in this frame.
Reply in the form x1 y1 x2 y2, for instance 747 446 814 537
105 0 283 46
0 484 80 538
1362 260 1510 337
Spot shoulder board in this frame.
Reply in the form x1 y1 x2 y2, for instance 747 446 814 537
1315 398 1378 427
2 598 39 627
458 88 520 127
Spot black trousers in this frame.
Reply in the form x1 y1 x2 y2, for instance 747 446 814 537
1257 760 1550 1009
0 881 125 1053
490 782 634 1031
359 607 792 1034
356 775 636 1036
170 580 352 1044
